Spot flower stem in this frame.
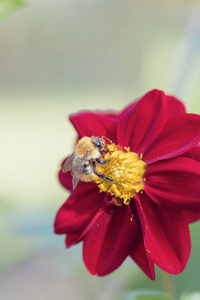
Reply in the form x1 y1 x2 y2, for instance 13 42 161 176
162 271 175 300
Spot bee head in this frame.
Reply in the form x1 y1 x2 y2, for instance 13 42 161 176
91 136 111 153
91 136 102 148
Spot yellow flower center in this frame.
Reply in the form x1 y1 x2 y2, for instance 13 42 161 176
94 144 147 205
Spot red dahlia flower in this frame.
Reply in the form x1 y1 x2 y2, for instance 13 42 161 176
54 89 200 279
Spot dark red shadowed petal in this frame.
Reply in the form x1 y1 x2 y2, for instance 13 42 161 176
54 182 103 234
182 147 200 223
144 157 200 210
70 111 118 143
182 206 200 223
117 89 168 155
59 158 73 190
181 147 200 222
183 147 200 223
143 114 200 163
65 204 108 248
65 232 82 247
83 205 137 276
167 95 186 115
130 229 155 280
135 193 191 274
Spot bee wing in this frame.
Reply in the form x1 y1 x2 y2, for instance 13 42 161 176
72 172 81 189
62 154 74 173
71 151 90 189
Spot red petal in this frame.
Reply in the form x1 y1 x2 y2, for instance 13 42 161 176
167 95 186 115
83 205 137 276
119 93 184 123
118 90 168 154
135 193 191 274
182 205 200 223
182 146 200 162
59 166 73 191
59 156 77 191
144 157 200 210
70 111 118 143
144 114 200 163
180 154 200 221
65 204 107 247
130 229 155 280
54 183 103 234
119 99 138 118
65 232 82 247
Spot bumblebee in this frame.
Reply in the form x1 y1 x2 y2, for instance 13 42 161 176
62 136 116 189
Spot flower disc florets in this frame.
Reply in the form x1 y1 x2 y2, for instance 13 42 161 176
94 143 147 205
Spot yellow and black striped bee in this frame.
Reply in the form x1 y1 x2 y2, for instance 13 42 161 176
62 136 116 189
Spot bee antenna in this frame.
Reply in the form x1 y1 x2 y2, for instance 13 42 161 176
100 137 111 154
104 145 111 154
102 136 113 144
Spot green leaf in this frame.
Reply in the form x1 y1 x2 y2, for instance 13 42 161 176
0 0 25 21
124 290 172 300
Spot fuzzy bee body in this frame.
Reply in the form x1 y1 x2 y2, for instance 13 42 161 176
62 136 113 189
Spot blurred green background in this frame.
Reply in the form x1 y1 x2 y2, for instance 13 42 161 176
1 0 200 299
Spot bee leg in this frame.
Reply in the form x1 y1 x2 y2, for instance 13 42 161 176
93 161 121 186
95 171 113 182
95 172 121 186
96 158 110 165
